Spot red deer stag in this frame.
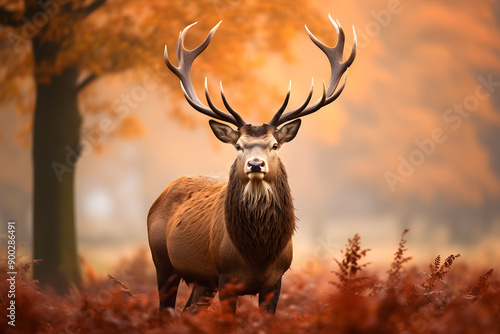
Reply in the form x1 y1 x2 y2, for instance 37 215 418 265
148 15 356 315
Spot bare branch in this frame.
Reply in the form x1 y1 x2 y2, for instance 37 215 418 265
77 73 97 92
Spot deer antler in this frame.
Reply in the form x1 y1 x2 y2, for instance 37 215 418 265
267 14 357 127
164 21 247 128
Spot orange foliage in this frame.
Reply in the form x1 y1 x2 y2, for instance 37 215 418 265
113 115 145 139
1 233 499 333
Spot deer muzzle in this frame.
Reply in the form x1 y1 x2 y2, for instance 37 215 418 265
246 159 268 180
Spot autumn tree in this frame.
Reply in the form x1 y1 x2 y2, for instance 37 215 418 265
0 0 326 293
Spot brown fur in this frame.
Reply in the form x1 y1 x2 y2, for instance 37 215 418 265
147 121 300 314
225 159 295 268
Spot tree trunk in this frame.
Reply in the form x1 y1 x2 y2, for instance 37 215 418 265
32 64 82 294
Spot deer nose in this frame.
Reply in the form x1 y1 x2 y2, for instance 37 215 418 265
248 160 265 173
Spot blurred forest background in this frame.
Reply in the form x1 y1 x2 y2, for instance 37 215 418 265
1 0 500 292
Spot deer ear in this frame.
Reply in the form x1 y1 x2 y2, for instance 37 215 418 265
276 119 301 144
209 120 239 144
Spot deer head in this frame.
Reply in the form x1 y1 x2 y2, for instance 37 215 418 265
164 15 356 186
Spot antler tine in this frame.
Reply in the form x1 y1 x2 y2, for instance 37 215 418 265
268 81 292 127
279 78 315 122
204 78 237 124
179 81 217 117
294 80 328 118
177 21 221 68
164 45 180 77
164 21 247 128
220 82 246 127
325 68 349 104
331 16 345 53
267 15 357 127
345 26 357 68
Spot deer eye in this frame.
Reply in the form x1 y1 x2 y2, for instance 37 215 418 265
272 143 279 150
235 144 242 151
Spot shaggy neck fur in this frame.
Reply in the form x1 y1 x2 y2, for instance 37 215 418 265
225 158 296 267
243 180 275 212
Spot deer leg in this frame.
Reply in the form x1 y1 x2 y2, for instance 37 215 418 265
258 277 282 314
218 275 240 314
183 284 217 312
149 215 180 312
150 239 180 312
157 269 180 311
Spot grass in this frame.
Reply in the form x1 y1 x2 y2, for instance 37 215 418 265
1 231 499 333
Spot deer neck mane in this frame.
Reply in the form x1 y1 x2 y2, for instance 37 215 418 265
225 159 296 267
